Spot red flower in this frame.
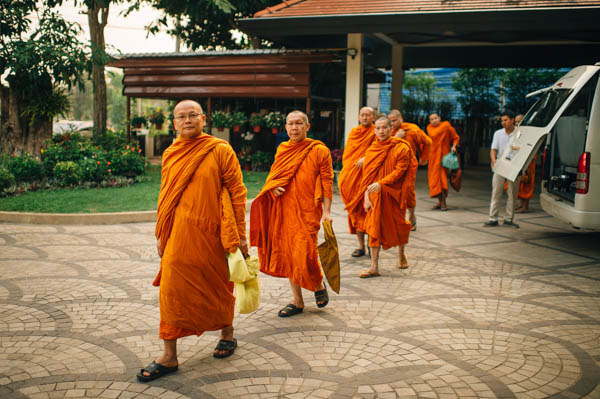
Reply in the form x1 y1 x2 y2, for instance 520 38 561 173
107 161 111 165
126 145 130 149
138 149 142 153
96 161 101 165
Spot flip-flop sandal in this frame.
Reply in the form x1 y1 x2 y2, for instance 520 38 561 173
515 208 530 213
278 303 304 318
314 287 329 308
440 207 448 212
213 338 237 358
137 361 178 382
359 270 381 278
398 255 409 269
351 248 366 257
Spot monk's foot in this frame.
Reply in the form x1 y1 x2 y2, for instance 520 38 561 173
315 283 329 308
432 204 441 210
213 338 237 359
398 254 409 269
351 248 366 257
141 355 178 377
214 326 235 357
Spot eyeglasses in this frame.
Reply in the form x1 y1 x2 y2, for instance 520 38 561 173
174 113 203 121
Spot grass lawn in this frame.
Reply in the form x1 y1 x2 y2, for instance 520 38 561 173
0 166 268 213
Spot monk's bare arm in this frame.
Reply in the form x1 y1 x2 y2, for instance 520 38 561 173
219 145 248 250
449 124 460 153
318 146 334 222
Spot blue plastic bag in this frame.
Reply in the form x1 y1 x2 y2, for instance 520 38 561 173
442 152 460 170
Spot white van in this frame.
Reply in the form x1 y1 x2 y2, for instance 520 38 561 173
494 64 600 229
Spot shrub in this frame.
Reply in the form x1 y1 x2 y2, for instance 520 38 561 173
8 153 43 182
92 130 127 153
111 144 146 177
250 151 274 171
78 155 110 182
53 161 83 186
0 166 15 191
42 133 93 175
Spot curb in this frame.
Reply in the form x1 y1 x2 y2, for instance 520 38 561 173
0 200 255 225
0 210 157 225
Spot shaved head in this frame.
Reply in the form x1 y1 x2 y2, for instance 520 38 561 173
388 109 402 118
360 106 375 115
359 106 376 127
174 99 203 114
286 110 309 125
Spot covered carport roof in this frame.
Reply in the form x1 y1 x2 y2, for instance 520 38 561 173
238 0 600 68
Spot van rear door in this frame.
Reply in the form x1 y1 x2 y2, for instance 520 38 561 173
495 66 597 182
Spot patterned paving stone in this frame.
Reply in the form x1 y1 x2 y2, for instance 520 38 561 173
17 381 191 399
16 278 129 304
55 302 159 336
201 376 339 398
40 245 132 261
399 328 581 398
75 259 157 279
0 260 80 279
1 168 599 398
0 335 126 382
420 298 580 327
0 304 57 332
434 275 572 298
531 296 600 320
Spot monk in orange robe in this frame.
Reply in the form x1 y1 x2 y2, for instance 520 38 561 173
514 115 535 213
346 117 417 276
426 113 460 211
138 100 247 382
338 106 376 257
250 110 333 318
388 109 432 230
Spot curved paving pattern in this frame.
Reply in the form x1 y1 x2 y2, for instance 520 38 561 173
1 168 599 398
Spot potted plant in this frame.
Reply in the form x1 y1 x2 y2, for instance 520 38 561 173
131 115 147 129
249 114 265 133
211 111 231 131
148 108 166 130
265 112 286 134
230 111 247 133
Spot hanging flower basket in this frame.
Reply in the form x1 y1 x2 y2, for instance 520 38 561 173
249 114 265 133
271 127 279 134
233 124 241 133
265 112 286 135
230 112 247 133
253 125 261 133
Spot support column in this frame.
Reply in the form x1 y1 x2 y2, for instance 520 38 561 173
126 96 131 142
344 33 364 147
391 44 404 111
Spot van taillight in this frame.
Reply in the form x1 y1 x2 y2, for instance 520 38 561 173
542 146 548 180
576 152 590 194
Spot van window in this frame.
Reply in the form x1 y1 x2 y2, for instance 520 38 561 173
547 71 598 202
521 89 572 127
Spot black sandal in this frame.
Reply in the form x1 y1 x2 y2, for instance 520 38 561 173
351 248 366 257
278 303 304 318
315 287 329 308
136 361 178 382
213 338 237 359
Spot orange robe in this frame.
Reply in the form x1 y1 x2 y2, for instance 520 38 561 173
426 121 460 197
347 137 417 249
519 156 536 200
250 138 333 292
154 135 247 340
505 156 536 199
338 124 375 233
393 123 432 209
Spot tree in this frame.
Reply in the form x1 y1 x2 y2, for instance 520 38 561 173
501 68 564 115
401 71 443 122
0 0 89 155
141 0 281 50
451 68 500 165
451 68 499 118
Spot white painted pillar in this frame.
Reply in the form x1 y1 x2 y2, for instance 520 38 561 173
344 33 364 147
391 44 404 112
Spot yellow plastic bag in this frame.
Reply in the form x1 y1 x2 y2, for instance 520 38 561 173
317 220 340 294
227 248 260 314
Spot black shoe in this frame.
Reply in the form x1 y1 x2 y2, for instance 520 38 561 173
503 220 520 228
483 220 498 227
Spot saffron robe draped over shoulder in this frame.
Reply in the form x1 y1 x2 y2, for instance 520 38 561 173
338 124 375 233
250 138 333 292
154 134 247 339
394 123 432 209
347 137 417 249
426 121 460 198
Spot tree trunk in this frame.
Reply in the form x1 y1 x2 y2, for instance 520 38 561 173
0 86 51 156
88 1 109 138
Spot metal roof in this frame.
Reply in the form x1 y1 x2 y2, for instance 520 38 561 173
112 49 343 60
254 0 600 18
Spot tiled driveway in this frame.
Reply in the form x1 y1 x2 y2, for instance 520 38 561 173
1 166 599 398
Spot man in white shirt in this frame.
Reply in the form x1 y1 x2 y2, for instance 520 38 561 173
484 110 520 227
